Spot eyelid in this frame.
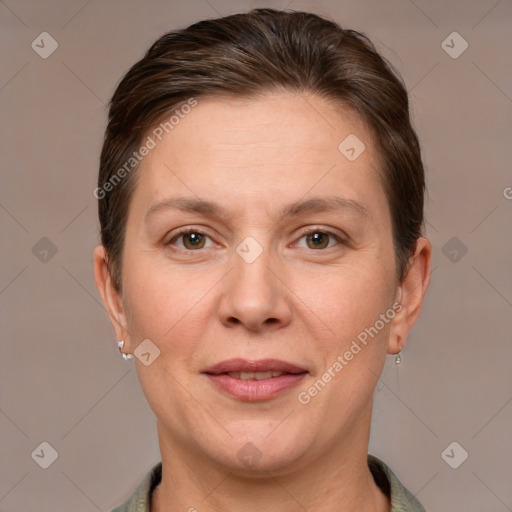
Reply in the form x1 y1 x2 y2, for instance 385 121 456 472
293 225 347 239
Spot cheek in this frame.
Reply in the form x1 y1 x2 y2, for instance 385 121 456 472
294 265 394 415
295 256 395 345
121 255 219 360
122 257 177 333
121 263 209 402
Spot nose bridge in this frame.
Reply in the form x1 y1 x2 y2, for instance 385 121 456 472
233 236 278 304
218 235 290 330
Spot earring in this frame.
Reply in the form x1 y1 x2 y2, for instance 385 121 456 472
117 340 133 360
395 352 402 365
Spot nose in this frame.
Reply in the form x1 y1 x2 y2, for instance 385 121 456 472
217 243 292 332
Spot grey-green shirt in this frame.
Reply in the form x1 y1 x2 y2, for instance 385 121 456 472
112 454 426 511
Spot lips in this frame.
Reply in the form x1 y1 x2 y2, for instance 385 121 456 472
226 370 289 380
202 358 307 376
202 359 308 401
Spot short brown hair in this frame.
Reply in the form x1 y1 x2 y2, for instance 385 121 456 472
98 8 425 290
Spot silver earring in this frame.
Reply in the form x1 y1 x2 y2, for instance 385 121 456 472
395 353 402 365
117 340 133 360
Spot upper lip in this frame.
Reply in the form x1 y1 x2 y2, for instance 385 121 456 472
202 358 307 375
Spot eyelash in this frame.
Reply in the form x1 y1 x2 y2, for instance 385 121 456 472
166 227 346 252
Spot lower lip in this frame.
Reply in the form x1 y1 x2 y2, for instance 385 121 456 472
204 373 307 401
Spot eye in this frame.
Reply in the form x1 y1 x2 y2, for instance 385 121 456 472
166 227 345 252
295 229 344 250
167 228 214 250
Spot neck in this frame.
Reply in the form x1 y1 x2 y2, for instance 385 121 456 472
151 408 390 512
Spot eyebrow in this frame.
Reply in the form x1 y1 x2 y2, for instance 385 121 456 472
144 195 368 222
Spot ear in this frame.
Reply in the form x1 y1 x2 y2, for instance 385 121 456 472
93 244 132 352
387 237 432 354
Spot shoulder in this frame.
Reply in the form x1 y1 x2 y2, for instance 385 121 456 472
368 454 426 512
111 461 162 512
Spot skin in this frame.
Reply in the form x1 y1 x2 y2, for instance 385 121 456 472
94 92 431 512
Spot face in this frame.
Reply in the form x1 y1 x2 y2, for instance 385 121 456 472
100 92 409 475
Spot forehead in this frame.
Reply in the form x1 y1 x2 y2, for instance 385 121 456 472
132 92 387 221
154 92 375 165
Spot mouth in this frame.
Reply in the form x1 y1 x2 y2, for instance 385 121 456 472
218 370 302 380
202 359 308 401
202 358 307 375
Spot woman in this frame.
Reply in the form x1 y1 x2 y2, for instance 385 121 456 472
94 8 431 511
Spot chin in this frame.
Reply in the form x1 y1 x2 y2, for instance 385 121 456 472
203 425 312 475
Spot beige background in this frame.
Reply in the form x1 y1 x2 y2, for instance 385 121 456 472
1 0 511 510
